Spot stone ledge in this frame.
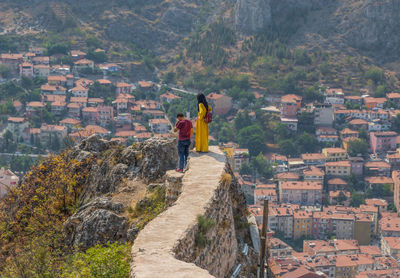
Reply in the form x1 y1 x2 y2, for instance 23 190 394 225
130 147 226 278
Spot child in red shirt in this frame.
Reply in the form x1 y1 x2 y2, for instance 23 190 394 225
174 113 193 172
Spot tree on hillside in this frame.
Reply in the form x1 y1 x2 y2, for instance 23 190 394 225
273 122 293 143
297 112 315 134
239 162 252 176
279 139 297 156
296 132 319 153
347 138 369 157
350 192 365 207
0 64 10 79
47 43 69 56
364 67 385 85
238 124 266 156
3 130 14 151
251 153 273 180
234 111 252 130
302 86 324 103
87 50 107 63
88 82 117 104
359 127 368 141
347 174 364 191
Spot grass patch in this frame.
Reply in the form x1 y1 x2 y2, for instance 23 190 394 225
131 185 166 229
195 215 216 248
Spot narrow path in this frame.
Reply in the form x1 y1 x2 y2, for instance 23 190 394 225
131 147 226 278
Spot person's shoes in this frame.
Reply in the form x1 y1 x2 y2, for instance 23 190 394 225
176 169 183 173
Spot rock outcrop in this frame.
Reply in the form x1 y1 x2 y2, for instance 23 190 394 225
64 197 129 249
234 0 271 35
63 135 177 249
71 136 177 204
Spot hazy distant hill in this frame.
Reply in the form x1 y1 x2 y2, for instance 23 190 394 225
1 0 400 62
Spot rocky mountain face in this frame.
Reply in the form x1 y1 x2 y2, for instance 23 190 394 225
2 0 400 62
63 135 177 249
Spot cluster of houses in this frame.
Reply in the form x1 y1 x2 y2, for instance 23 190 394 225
1 49 119 79
1 48 184 146
0 48 241 202
229 87 400 277
2 48 238 147
268 237 400 278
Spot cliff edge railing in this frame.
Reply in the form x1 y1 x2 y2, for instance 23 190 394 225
130 146 238 278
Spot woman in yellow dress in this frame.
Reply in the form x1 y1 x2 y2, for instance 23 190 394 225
195 93 211 152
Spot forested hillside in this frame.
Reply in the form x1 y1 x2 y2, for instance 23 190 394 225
1 0 400 94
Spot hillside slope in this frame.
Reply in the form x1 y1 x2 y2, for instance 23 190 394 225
1 0 400 63
0 135 177 275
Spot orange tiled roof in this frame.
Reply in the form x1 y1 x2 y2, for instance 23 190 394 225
281 94 302 103
8 117 25 123
365 176 393 184
326 161 351 167
281 181 322 191
60 118 80 125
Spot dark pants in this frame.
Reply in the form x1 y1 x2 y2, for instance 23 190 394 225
178 140 191 170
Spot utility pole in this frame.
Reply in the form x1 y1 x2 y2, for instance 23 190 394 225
186 94 190 119
259 199 269 278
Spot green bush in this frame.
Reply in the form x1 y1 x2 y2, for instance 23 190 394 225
62 242 130 278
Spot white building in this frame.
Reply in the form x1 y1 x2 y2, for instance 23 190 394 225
314 103 334 127
0 168 19 198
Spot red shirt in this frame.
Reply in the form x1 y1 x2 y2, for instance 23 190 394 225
176 119 192 141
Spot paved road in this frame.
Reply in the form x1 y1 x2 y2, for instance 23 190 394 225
155 83 198 96
169 87 198 96
0 153 49 158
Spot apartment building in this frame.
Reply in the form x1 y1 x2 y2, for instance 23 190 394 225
325 161 351 177
279 181 322 205
314 103 334 126
7 117 29 141
207 93 233 116
303 166 325 182
381 237 400 257
393 170 400 211
148 118 170 134
280 94 302 118
301 153 326 166
293 210 312 239
322 148 348 161
370 131 397 155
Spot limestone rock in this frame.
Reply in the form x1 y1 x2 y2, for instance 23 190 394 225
234 0 272 35
127 221 141 242
138 137 178 182
64 197 129 249
164 170 184 205
77 134 110 153
63 136 178 249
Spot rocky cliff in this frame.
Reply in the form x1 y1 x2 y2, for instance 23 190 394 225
4 0 400 62
63 135 178 249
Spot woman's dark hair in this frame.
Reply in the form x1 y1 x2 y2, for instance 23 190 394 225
197 93 209 112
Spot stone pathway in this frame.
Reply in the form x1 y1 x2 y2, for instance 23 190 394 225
131 147 226 278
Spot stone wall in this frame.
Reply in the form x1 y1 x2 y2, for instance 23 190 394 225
130 148 255 278
173 165 251 277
